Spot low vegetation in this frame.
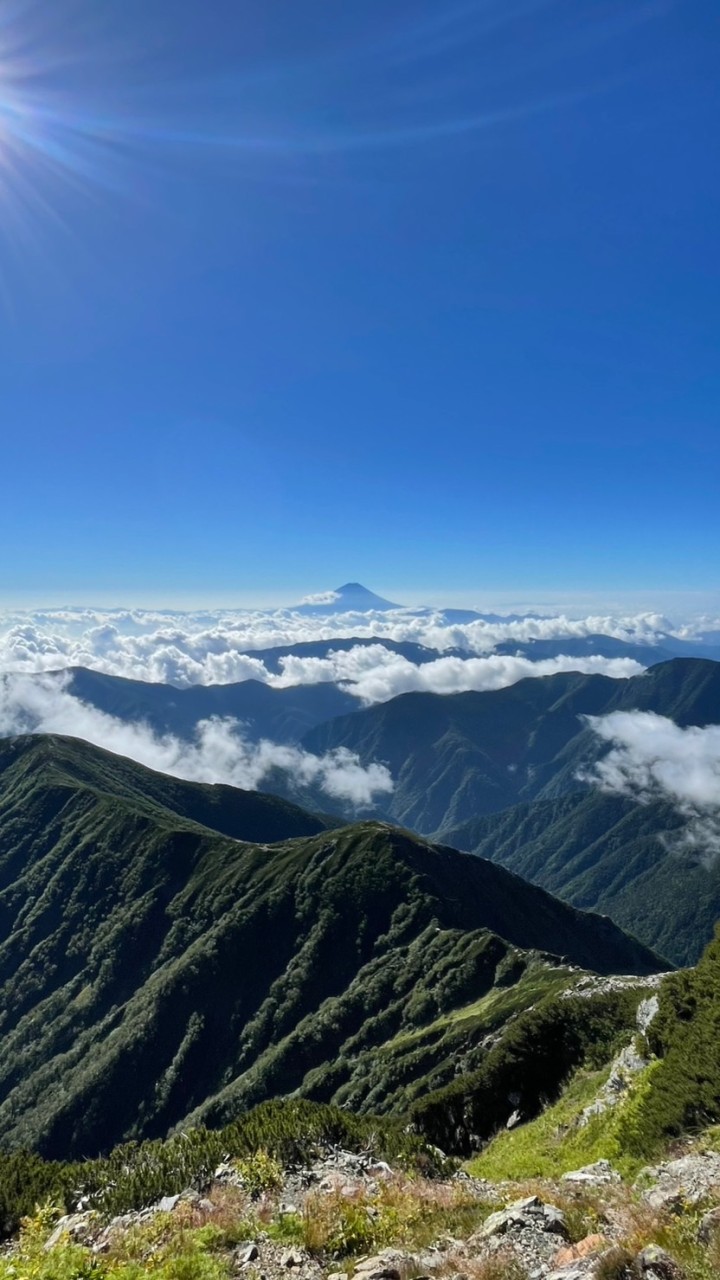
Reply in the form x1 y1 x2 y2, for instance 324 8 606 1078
0 1098 451 1238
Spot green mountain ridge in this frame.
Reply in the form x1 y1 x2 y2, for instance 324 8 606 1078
61 667 359 744
444 789 720 966
303 659 720 834
0 733 663 1160
0 733 334 845
301 658 720 962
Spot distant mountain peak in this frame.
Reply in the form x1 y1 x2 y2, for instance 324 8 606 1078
295 582 401 613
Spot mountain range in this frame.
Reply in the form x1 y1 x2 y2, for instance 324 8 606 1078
0 733 662 1159
63 666 358 744
11 655 720 963
286 583 720 657
302 658 720 963
304 657 720 828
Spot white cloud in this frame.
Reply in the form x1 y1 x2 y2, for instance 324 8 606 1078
274 647 644 701
0 605 658 698
581 711 720 866
297 591 340 606
0 672 394 810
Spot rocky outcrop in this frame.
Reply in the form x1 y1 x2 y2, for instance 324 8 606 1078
637 1152 720 1211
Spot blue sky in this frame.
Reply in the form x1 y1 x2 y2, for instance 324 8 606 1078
0 0 717 607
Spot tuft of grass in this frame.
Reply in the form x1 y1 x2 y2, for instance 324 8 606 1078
594 1247 640 1279
439 1259 530 1280
0 1203 232 1280
298 1176 490 1261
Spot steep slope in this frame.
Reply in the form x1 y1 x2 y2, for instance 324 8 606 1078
0 734 663 1159
303 659 720 834
456 924 720 1179
445 790 718 965
0 733 332 844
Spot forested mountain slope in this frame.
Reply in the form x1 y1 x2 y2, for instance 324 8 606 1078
303 659 720 834
0 734 663 1159
445 790 720 966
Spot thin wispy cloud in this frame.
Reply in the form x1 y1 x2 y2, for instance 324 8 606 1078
582 711 720 867
0 671 393 809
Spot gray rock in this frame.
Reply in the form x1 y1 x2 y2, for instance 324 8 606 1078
353 1252 410 1280
44 1213 96 1251
157 1194 181 1213
698 1205 720 1244
639 1152 720 1210
562 1159 621 1186
238 1244 260 1264
281 1251 304 1268
579 1038 653 1127
431 1236 466 1254
479 1195 568 1240
178 1189 203 1205
638 1243 686 1278
637 996 660 1034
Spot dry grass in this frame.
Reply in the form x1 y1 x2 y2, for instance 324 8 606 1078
437 1256 530 1280
297 1173 492 1259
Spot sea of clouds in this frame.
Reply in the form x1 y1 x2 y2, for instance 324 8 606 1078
1 602 718 820
0 603 691 690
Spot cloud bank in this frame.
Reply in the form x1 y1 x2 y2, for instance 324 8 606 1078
582 711 720 865
0 604 671 696
0 673 393 809
274 646 645 701
0 601 714 805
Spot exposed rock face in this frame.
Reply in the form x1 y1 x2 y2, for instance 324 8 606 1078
697 1204 720 1244
460 1195 572 1275
637 1152 720 1210
579 996 660 1128
351 1253 408 1280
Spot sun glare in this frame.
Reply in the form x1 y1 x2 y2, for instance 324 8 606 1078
0 11 140 262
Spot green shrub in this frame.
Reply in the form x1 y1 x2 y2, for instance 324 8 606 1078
0 1098 450 1240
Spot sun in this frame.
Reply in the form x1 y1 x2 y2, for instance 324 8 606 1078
0 11 139 260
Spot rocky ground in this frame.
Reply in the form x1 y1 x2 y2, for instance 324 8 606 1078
20 1143 720 1280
